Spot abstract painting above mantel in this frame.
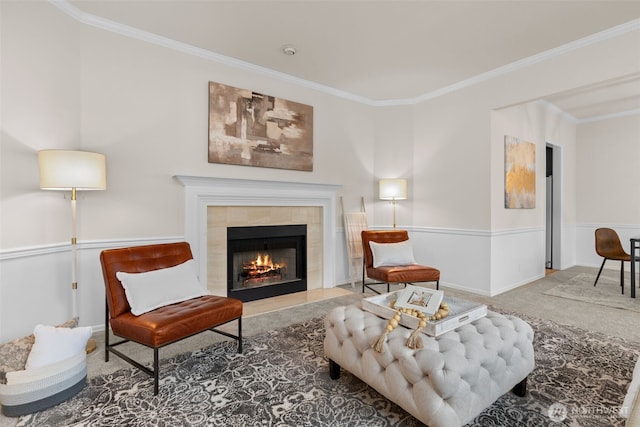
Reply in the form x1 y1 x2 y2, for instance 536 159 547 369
208 81 314 171
504 135 535 209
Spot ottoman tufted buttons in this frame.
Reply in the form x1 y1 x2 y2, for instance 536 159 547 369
324 304 535 427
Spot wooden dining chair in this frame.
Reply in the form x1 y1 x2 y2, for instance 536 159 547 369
593 228 631 294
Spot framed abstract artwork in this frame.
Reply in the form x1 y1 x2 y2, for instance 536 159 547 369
208 81 314 171
504 135 535 209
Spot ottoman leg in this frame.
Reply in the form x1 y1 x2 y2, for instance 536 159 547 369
329 359 341 380
512 377 527 397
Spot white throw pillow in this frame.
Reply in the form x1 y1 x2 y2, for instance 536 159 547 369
116 259 211 316
25 325 92 370
369 240 417 268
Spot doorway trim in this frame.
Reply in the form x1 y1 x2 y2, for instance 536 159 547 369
546 142 563 269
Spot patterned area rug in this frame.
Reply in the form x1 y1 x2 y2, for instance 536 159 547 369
544 272 640 313
16 311 640 427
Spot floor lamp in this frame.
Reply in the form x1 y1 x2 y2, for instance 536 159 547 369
379 178 407 229
39 150 106 353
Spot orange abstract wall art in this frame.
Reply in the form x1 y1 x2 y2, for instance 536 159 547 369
504 135 535 209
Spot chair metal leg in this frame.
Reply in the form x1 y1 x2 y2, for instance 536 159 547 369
593 259 607 287
106 316 242 396
104 299 110 363
238 317 243 354
153 348 159 395
621 260 625 295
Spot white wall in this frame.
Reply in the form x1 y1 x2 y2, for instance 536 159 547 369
372 105 415 228
575 114 640 267
576 114 640 225
408 26 637 294
0 2 374 341
490 102 577 285
412 94 492 230
0 1 85 341
1 1 82 249
1 1 639 341
78 25 378 243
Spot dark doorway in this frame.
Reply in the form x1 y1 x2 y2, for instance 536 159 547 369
546 145 553 269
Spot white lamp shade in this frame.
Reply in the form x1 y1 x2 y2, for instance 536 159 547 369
39 150 106 190
379 178 407 200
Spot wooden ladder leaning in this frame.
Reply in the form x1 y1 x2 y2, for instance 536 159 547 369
340 196 368 287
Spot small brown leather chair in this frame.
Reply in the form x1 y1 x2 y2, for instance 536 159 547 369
361 230 440 294
593 228 631 293
100 242 243 395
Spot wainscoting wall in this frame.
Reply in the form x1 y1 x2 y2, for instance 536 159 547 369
0 226 534 343
3 221 635 343
336 225 546 296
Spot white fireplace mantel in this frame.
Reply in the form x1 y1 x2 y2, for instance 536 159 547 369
174 175 342 289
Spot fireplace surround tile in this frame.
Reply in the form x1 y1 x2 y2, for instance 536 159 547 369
207 206 322 297
175 175 341 300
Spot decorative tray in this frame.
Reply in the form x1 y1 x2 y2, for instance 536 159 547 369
362 291 487 337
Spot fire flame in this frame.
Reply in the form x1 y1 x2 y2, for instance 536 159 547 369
256 253 271 267
249 253 283 271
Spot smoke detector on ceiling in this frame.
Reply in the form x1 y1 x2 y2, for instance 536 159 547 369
281 45 297 56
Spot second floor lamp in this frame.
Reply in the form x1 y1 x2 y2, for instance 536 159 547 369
379 178 407 229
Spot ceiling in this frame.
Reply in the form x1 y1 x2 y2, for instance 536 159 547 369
66 0 640 121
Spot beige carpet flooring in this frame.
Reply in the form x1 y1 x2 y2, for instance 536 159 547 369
544 272 640 313
2 265 639 426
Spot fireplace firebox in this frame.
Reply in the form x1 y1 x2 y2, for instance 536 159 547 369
227 224 307 302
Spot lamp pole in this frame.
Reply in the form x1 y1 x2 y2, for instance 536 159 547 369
392 197 398 229
71 187 78 319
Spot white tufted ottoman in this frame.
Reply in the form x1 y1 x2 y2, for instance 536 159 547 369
324 304 535 427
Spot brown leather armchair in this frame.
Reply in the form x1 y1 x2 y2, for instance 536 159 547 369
361 230 440 294
593 228 631 293
99 242 243 395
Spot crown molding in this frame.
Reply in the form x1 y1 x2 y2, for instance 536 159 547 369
48 0 373 105
400 18 640 106
50 0 640 108
577 108 640 124
538 100 640 124
535 100 579 123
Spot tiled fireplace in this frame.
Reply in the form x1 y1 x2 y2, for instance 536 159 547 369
208 206 320 299
227 224 307 302
175 176 341 299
